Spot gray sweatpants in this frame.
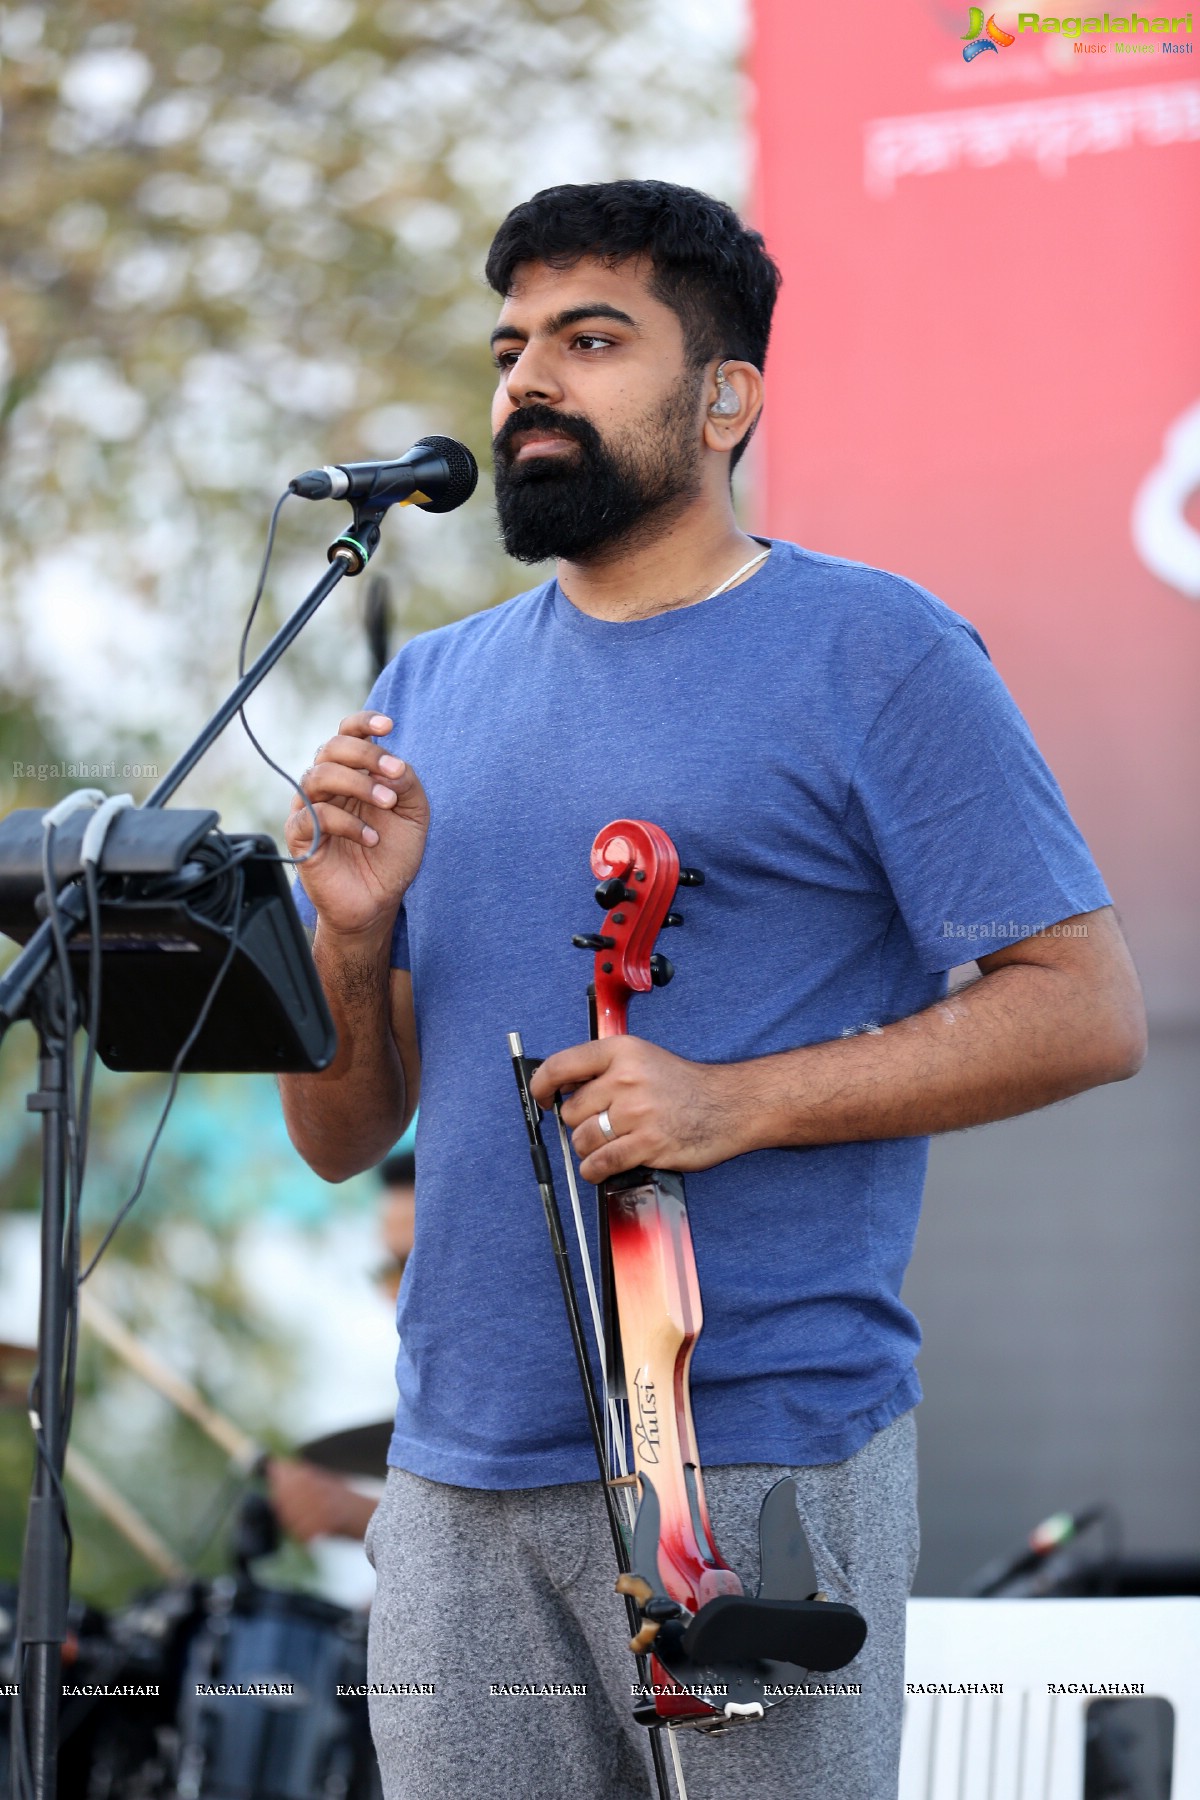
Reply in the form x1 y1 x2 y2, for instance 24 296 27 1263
364 1409 918 1800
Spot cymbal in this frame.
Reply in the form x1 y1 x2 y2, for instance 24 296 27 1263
294 1421 392 1478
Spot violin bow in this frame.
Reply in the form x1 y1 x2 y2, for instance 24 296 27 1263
510 819 867 1773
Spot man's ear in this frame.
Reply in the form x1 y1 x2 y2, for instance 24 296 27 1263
702 360 764 454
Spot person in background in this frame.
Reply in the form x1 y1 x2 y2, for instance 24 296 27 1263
267 1150 414 1543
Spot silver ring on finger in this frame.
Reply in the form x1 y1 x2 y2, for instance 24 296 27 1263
597 1109 616 1143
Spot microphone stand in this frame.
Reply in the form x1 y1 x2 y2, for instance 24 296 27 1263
2 496 385 1800
0 502 387 1040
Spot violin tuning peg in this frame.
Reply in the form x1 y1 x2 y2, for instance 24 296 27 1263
664 912 683 927
572 933 616 951
595 878 636 909
677 867 705 887
648 954 674 987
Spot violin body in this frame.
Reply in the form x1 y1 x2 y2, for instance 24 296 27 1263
603 1164 740 1721
513 818 867 1735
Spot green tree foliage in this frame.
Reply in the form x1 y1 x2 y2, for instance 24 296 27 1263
0 0 742 828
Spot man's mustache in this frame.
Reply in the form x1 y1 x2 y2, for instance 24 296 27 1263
492 406 600 466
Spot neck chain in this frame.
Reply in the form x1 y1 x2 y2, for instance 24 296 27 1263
558 543 771 621
703 545 771 600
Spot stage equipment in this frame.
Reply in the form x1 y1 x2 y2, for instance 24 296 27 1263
288 434 478 511
0 808 332 1074
296 1421 393 1479
173 1580 381 1800
0 452 474 1800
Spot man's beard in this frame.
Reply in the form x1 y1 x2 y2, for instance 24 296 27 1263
492 378 704 565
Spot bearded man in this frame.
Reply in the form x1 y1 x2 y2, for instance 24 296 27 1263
280 181 1145 1800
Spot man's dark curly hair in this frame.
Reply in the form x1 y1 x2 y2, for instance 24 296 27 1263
485 180 781 471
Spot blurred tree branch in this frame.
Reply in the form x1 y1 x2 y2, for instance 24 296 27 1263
0 0 742 829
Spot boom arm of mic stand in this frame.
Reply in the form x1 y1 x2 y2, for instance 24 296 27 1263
0 548 355 1044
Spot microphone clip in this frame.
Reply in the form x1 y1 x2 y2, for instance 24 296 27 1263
326 498 389 575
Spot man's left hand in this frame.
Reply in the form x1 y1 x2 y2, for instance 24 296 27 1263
528 1036 744 1183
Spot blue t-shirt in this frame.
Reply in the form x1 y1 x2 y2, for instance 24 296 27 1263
293 539 1110 1486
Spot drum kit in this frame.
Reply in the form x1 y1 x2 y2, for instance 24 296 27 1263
1 1315 387 1800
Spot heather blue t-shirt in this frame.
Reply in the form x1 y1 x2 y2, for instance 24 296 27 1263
293 539 1110 1486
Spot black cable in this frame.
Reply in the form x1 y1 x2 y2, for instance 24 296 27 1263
235 489 323 868
76 857 104 1196
60 859 102 1450
38 823 83 1514
41 823 82 1206
22 1411 74 1568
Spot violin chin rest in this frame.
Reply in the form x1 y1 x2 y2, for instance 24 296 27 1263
679 1595 867 1673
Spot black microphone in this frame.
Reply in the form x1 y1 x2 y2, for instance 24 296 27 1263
289 435 478 514
966 1506 1107 1597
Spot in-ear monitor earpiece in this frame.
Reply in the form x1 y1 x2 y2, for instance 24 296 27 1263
709 363 741 418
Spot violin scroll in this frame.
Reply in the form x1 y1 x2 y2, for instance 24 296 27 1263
572 819 698 1037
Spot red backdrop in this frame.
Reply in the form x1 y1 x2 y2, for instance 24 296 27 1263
749 2 1200 1016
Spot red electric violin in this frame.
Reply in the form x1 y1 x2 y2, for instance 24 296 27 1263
510 819 865 1781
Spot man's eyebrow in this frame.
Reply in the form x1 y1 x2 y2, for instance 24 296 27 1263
489 303 641 349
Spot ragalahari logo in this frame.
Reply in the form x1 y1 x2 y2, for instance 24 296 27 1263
962 8 1018 56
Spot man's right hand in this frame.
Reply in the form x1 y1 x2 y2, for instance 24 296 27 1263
285 710 429 939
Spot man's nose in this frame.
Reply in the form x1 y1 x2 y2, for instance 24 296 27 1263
503 343 563 409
